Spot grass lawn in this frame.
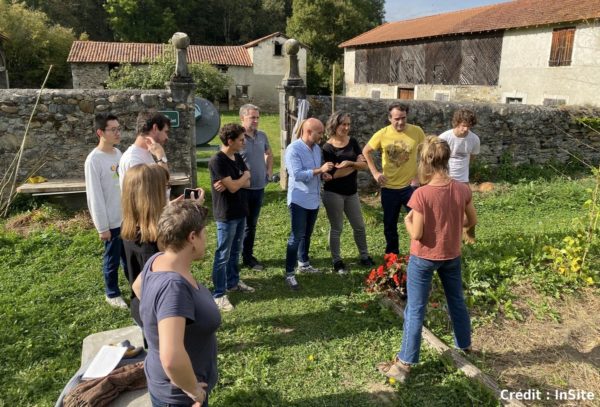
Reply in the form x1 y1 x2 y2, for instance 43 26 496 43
1 112 597 406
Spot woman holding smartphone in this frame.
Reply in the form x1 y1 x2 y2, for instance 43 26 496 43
121 164 204 290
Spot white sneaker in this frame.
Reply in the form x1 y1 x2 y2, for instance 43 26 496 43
297 264 321 274
285 275 300 290
105 295 128 309
214 295 234 311
228 280 255 293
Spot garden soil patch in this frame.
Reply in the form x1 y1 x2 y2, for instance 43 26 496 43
5 209 92 235
473 286 600 406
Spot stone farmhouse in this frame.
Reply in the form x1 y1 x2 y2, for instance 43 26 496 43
67 32 307 111
340 0 600 107
0 32 8 88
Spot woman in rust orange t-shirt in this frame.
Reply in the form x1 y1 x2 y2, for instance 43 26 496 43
377 136 477 383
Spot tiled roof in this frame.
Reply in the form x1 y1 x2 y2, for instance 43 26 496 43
340 0 600 47
67 41 253 66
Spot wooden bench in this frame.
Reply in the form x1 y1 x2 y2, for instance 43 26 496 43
16 172 191 196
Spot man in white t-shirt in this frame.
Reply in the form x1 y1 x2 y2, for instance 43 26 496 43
84 113 128 309
439 108 480 242
118 111 171 189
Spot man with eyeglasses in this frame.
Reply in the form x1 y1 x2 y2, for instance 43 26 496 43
84 112 128 309
118 111 170 189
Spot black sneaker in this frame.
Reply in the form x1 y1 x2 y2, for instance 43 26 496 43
360 256 375 267
333 260 347 275
244 256 264 271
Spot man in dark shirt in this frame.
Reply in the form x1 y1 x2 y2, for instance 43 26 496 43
209 123 254 311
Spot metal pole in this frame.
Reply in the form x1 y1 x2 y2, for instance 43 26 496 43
332 64 336 113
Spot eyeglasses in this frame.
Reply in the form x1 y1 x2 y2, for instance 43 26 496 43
104 127 121 133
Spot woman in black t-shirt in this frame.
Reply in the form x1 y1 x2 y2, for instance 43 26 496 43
322 112 374 274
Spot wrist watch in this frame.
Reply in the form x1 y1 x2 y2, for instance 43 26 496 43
157 156 168 164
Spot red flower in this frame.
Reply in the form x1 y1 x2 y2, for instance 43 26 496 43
384 253 398 268
377 266 385 278
392 273 400 286
431 302 440 309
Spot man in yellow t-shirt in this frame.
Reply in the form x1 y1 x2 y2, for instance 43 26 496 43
363 102 425 255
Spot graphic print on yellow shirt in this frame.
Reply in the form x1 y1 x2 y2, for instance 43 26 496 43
367 124 425 189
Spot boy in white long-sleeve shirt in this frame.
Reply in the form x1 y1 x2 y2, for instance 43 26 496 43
84 113 128 309
439 108 480 243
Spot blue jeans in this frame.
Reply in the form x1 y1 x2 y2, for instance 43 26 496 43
212 217 245 298
242 188 264 263
103 227 127 298
150 392 208 407
380 186 414 254
398 255 471 364
285 203 319 276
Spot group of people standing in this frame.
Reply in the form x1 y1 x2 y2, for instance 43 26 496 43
84 101 482 404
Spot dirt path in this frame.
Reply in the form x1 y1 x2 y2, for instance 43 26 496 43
473 287 600 406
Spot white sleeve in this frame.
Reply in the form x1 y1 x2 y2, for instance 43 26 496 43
85 157 109 233
471 133 480 155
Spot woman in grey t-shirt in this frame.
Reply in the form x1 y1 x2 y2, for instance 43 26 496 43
133 201 220 406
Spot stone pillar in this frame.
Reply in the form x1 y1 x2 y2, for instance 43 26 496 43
279 39 307 190
167 32 197 187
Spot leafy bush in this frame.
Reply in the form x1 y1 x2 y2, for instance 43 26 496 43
0 1 75 88
106 45 231 101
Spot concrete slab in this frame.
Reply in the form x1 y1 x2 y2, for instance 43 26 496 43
81 325 149 407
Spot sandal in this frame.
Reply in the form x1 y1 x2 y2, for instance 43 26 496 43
113 340 144 359
376 359 410 383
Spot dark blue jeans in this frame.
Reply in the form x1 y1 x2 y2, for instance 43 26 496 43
380 186 414 254
150 392 208 407
285 203 319 276
242 188 265 263
103 227 127 298
398 255 471 364
212 217 245 298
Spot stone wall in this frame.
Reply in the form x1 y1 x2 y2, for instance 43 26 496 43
71 63 110 89
0 89 195 183
309 95 600 170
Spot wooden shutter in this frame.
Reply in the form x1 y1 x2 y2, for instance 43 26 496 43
549 27 575 66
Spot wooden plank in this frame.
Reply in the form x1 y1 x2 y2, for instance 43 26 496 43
16 172 190 194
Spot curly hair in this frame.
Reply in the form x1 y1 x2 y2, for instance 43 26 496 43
324 111 350 138
452 109 477 128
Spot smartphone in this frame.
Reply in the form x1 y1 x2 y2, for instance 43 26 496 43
184 188 194 199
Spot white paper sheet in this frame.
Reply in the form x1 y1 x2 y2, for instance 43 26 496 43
82 345 127 380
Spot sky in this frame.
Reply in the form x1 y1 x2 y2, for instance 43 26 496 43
384 0 513 22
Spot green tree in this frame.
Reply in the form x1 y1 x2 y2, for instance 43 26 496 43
104 0 177 42
0 1 75 88
106 46 232 101
23 0 113 40
287 0 384 94
103 0 291 45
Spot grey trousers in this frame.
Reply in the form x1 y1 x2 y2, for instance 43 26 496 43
322 190 369 263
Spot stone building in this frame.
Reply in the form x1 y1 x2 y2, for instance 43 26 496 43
0 32 8 88
67 32 307 112
340 0 600 107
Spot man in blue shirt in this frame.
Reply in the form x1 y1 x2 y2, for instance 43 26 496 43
284 118 333 290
